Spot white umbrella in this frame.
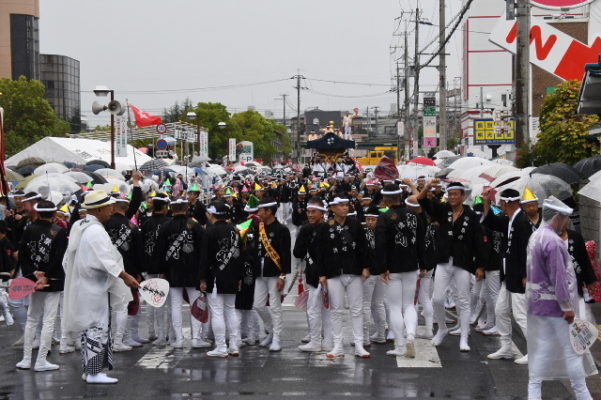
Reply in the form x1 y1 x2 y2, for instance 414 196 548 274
433 150 456 159
34 162 68 175
94 179 130 196
24 173 80 198
64 171 93 184
578 174 601 203
447 156 492 172
397 164 440 180
479 164 518 183
94 168 126 181
206 164 228 176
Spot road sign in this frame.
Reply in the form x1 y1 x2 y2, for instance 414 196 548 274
155 150 168 158
424 107 437 117
474 118 516 145
489 18 601 81
156 124 167 134
530 0 595 9
228 138 236 162
156 139 168 150
423 97 436 107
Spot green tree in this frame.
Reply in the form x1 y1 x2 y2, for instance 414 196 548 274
162 98 194 123
229 110 290 163
0 76 70 155
526 80 599 166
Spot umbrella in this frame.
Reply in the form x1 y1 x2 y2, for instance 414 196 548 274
24 173 80 198
436 155 462 168
86 159 111 168
84 164 105 172
374 156 399 181
435 167 454 178
433 150 456 159
408 156 436 166
578 173 601 202
16 174 40 189
16 157 45 168
84 171 108 185
205 164 228 176
531 163 583 185
573 155 601 179
447 156 492 172
16 165 38 177
398 164 440 180
5 169 24 182
478 164 518 183
527 173 573 201
140 159 168 172
96 179 129 195
95 168 126 181
63 161 78 169
34 162 69 175
64 171 94 184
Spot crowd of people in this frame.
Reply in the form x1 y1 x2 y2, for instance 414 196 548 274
0 164 598 399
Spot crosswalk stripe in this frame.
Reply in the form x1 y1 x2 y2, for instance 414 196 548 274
135 327 191 370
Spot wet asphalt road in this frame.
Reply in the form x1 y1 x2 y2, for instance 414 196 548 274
1 304 600 400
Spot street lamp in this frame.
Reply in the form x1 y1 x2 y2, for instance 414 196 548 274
187 110 200 158
91 85 125 169
218 122 230 164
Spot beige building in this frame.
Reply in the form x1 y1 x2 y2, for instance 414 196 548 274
0 0 40 79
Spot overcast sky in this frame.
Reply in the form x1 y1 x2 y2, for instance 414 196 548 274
39 0 463 126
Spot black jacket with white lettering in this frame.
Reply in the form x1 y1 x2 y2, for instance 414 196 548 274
245 219 291 277
106 213 144 276
201 220 243 294
315 217 368 278
293 222 325 288
140 213 171 275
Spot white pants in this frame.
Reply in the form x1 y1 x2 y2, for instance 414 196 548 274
432 259 471 339
170 287 202 341
208 293 239 351
385 271 418 344
417 270 434 331
328 274 363 346
238 309 260 341
481 271 501 329
495 282 527 348
146 274 168 340
253 277 283 341
307 283 332 344
23 291 61 362
470 276 484 321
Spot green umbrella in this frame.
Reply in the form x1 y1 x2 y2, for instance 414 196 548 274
5 169 24 182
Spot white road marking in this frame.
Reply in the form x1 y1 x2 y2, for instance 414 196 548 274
396 337 443 368
135 327 192 370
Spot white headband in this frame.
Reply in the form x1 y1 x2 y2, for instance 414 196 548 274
405 198 420 207
207 205 228 215
307 202 327 212
499 196 520 202
152 196 170 203
114 198 129 203
329 197 349 206
381 189 402 195
34 204 57 212
170 199 188 205
446 185 465 192
520 198 539 204
23 193 42 202
364 213 379 218
258 202 278 209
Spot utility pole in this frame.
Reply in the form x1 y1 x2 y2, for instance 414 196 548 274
373 106 380 136
480 86 485 118
404 29 411 158
292 74 305 163
412 7 420 157
396 61 401 117
438 0 447 150
276 94 288 127
515 1 530 150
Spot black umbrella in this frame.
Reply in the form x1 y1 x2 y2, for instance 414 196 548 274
83 171 108 184
573 155 601 179
86 159 111 168
16 165 37 177
84 164 105 172
140 159 168 172
531 163 583 185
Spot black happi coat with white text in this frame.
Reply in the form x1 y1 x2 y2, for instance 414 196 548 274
157 214 206 288
201 220 243 294
106 213 144 276
140 214 171 275
315 217 368 278
567 229 597 297
18 220 67 292
293 222 325 288
363 226 378 275
418 198 486 273
246 219 291 278
291 197 308 227
375 205 426 275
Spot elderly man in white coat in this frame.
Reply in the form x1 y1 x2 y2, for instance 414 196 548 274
62 190 139 384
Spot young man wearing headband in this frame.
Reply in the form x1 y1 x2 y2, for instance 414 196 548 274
376 184 426 357
201 199 243 357
16 200 68 372
417 180 486 352
482 187 532 364
316 196 370 358
249 197 291 352
294 196 331 352
62 190 139 384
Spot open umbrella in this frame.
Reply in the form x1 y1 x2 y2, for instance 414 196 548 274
84 164 105 172
83 171 108 185
86 159 111 168
16 174 39 189
140 159 168 172
408 156 437 166
527 173 573 201
578 173 601 203
34 162 69 175
573 155 601 179
95 168 126 181
64 171 94 184
397 164 440 180
447 156 492 172
374 156 399 181
16 165 38 177
16 157 45 168
478 164 518 183
436 155 462 168
433 150 456 159
24 173 80 197
531 163 583 185
5 169 24 182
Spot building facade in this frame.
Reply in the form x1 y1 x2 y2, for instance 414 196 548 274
40 54 81 132
0 0 40 80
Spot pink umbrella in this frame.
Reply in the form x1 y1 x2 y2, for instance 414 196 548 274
408 157 436 166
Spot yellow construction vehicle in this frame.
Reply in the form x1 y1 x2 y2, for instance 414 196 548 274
357 146 400 166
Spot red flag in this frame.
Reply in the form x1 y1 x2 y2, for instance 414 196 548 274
129 104 163 128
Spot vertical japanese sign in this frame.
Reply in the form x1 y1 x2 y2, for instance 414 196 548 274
199 130 209 160
228 138 236 162
116 117 128 157
423 94 438 148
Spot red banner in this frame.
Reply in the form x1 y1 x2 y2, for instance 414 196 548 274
129 104 163 128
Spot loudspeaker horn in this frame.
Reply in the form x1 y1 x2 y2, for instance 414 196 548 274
107 100 124 116
92 101 108 115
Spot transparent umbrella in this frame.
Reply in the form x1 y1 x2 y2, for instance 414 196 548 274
64 171 93 184
94 168 126 181
34 163 69 175
24 173 80 198
527 173 573 201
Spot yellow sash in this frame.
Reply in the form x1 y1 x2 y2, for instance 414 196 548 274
259 222 283 272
